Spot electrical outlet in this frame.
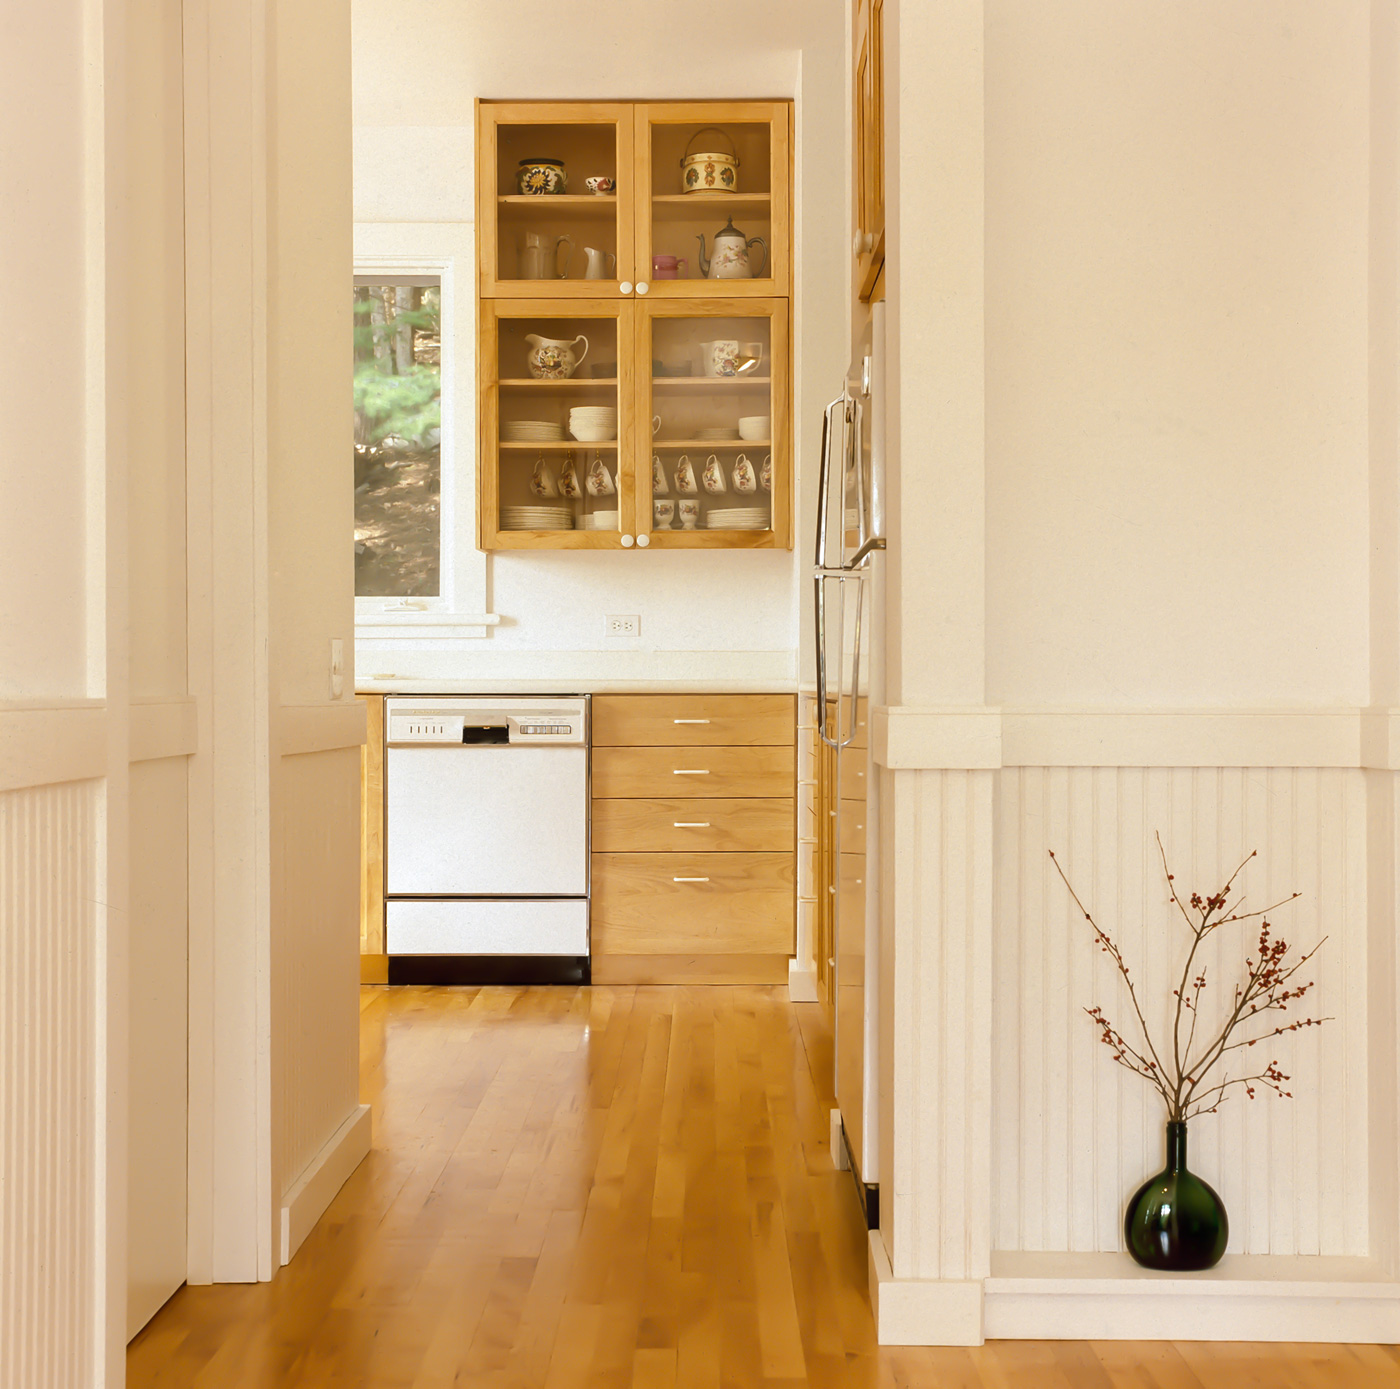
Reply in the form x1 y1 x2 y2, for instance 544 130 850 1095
605 614 640 638
330 638 345 699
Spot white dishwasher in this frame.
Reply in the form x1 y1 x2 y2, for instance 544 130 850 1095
384 695 589 984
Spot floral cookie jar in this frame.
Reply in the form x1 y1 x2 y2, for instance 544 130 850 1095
525 333 589 380
680 128 739 194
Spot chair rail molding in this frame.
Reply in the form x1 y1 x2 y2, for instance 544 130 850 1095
875 705 1400 772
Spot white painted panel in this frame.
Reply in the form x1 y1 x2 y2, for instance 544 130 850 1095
992 767 1369 1257
126 758 188 1337
387 897 588 955
888 768 995 1283
0 0 91 700
0 780 97 1386
272 748 362 1210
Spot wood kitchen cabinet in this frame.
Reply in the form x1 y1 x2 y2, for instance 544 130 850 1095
478 296 790 549
853 0 886 303
590 694 796 985
477 100 793 552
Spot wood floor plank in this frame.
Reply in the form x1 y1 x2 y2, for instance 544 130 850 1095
128 984 1400 1388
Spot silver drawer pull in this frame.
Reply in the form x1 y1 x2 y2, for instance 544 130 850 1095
673 718 711 724
673 876 710 883
673 768 710 775
673 822 711 828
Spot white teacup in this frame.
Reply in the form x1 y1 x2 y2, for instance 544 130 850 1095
760 452 773 492
732 453 757 493
652 415 662 436
678 498 700 530
531 456 557 498
652 455 668 495
653 498 675 529
674 455 698 494
701 453 728 495
738 415 770 441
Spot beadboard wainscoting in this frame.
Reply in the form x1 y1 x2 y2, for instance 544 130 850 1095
867 709 1400 1344
0 780 99 1388
992 766 1369 1259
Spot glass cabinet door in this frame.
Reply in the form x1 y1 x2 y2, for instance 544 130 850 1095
634 103 791 300
479 300 639 549
479 103 636 300
638 301 790 549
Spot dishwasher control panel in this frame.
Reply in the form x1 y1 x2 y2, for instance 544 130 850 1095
386 695 588 747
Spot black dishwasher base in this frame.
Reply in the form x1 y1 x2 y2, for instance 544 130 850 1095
387 954 590 987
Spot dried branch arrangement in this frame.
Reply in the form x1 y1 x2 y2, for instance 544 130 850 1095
1048 835 1330 1122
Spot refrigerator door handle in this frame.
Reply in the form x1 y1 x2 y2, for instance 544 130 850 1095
815 394 846 570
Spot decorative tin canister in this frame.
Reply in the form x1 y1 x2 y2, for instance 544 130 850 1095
680 128 739 194
517 158 568 195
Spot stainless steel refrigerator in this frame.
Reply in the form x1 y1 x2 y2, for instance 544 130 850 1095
815 301 886 1219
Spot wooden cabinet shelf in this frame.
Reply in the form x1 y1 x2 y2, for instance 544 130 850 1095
478 100 792 553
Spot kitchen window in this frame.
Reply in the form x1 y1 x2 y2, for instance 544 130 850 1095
354 230 492 644
354 275 442 598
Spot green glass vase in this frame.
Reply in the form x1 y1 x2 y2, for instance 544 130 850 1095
1124 1120 1228 1271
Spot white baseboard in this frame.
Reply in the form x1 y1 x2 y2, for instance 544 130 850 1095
984 1252 1400 1343
787 959 819 1002
831 1109 849 1170
867 1230 984 1345
280 1103 371 1266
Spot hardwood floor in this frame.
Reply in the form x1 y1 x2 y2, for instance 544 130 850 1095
128 985 1400 1387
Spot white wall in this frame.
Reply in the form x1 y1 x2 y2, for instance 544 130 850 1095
984 0 1371 709
350 0 847 690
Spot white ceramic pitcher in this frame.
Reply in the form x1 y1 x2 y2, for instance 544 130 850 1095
583 247 617 280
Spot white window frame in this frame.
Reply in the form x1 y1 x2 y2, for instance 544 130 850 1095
353 224 495 638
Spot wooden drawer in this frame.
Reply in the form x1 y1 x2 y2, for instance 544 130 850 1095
592 745 794 799
591 852 795 955
840 744 869 803
592 694 795 748
839 799 867 855
591 797 793 853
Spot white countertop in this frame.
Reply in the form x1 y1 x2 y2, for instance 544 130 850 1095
356 678 797 695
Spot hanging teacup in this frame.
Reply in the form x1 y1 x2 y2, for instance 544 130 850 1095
673 455 698 494
558 451 582 500
760 452 772 492
586 452 615 496
732 453 757 494
531 453 557 498
702 454 728 495
652 454 669 496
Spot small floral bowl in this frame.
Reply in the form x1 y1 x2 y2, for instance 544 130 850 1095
585 175 614 196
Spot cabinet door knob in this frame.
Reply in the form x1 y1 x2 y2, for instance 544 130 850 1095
620 533 635 547
636 532 651 547
619 280 634 295
635 281 649 295
853 229 874 255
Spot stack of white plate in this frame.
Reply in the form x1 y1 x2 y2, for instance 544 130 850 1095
501 506 574 531
696 426 740 441
501 419 564 443
569 406 617 442
581 511 618 531
706 507 769 531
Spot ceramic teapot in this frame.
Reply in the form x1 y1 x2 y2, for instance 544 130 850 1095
525 332 589 380
696 218 768 280
520 231 574 280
